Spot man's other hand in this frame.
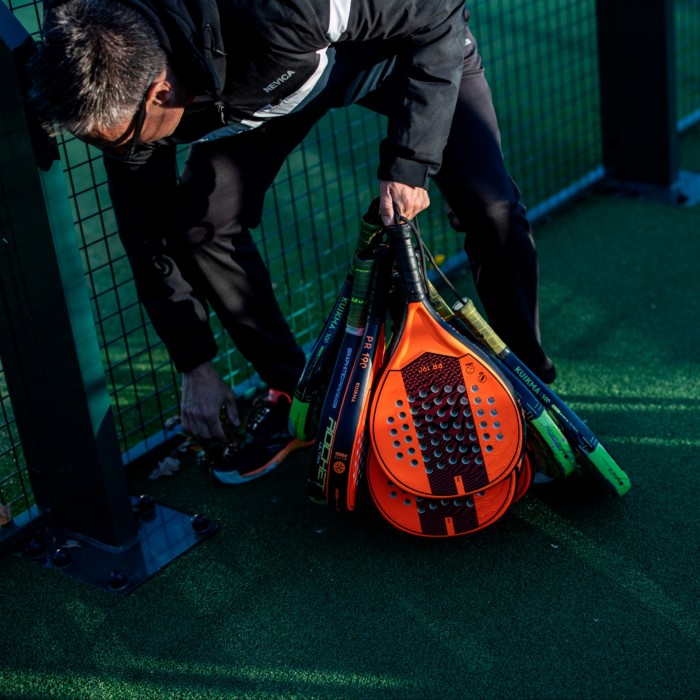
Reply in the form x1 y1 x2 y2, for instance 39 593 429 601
181 361 239 441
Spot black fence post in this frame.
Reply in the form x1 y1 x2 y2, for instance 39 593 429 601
0 2 139 550
596 0 700 204
0 4 217 593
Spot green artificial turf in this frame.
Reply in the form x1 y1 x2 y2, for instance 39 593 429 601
1 129 699 700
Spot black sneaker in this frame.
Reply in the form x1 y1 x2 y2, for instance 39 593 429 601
211 389 312 485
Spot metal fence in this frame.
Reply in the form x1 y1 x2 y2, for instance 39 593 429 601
677 0 700 128
2 0 700 530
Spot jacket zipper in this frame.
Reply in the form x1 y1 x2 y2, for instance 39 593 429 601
184 100 225 124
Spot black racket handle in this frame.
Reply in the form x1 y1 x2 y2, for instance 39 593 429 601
386 222 426 303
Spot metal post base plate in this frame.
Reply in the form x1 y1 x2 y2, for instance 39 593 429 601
601 169 700 206
20 496 219 594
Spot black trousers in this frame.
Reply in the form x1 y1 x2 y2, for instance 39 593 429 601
176 22 554 395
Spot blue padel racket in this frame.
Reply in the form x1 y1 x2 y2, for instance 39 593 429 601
427 282 577 481
308 256 376 504
454 297 631 496
326 244 393 511
290 211 382 441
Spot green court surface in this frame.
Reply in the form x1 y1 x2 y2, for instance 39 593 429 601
0 127 699 700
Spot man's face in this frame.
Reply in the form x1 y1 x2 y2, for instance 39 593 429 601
83 69 187 156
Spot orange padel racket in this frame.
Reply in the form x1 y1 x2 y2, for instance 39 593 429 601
367 448 517 538
369 220 525 499
513 451 534 502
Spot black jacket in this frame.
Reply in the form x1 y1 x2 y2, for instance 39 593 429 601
105 0 467 371
124 0 466 183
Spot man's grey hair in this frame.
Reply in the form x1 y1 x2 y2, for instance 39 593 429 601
29 0 167 137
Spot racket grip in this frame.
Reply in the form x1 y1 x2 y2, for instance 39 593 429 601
427 283 455 322
387 223 426 302
582 443 632 496
356 200 383 254
453 298 507 357
347 257 374 330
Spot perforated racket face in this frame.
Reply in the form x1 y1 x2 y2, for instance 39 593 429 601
370 349 523 498
367 449 516 537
